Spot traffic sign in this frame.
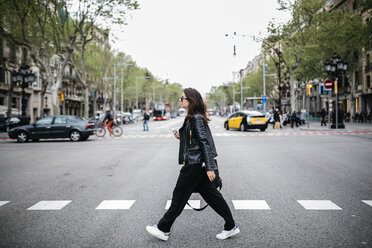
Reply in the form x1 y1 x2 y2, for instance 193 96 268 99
261 95 267 103
324 79 333 89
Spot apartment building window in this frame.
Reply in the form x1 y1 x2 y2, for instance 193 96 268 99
367 75 371 88
12 97 17 108
352 0 357 10
0 38 3 58
0 67 5 83
0 96 4 106
355 71 360 85
22 47 28 64
9 43 17 63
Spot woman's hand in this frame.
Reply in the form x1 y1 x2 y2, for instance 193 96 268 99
172 129 180 140
207 170 216 182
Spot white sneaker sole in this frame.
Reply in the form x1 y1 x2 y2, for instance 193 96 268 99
146 226 169 241
216 227 240 240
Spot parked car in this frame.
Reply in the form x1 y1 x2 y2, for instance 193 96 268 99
0 117 21 132
122 112 134 124
8 115 95 143
224 111 267 132
178 108 186 117
132 109 142 121
207 109 214 116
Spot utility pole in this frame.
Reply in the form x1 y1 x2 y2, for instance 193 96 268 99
113 65 116 115
121 66 123 112
240 69 243 109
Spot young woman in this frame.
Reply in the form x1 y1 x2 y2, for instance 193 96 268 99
146 88 240 241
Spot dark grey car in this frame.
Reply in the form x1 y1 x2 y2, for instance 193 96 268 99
8 115 95 143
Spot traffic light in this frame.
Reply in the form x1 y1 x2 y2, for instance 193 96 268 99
306 84 312 96
58 90 64 102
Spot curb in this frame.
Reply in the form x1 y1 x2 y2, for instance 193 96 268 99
299 128 372 132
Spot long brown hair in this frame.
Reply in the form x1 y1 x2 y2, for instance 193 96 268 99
184 88 210 124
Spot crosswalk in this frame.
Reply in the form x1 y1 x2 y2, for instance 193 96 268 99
91 130 372 140
1 199 371 211
0 131 370 142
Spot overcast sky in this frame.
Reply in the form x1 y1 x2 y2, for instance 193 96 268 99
110 0 291 96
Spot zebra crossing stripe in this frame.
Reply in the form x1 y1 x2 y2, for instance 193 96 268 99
232 200 271 210
165 200 200 210
297 200 342 210
0 201 10 207
27 200 71 210
95 200 135 210
361 200 372 207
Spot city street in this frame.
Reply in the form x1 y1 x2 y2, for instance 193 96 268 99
0 116 371 248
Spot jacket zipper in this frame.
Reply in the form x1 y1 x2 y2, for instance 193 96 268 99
190 130 192 145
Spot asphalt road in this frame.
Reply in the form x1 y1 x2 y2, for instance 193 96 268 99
0 116 371 248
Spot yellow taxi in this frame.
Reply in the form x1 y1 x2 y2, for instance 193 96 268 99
224 111 267 132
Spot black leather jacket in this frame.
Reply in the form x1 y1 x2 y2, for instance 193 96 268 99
178 114 218 170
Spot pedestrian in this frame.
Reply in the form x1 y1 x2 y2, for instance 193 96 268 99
103 108 114 136
146 88 239 241
143 111 150 131
321 108 327 126
279 110 283 129
291 110 298 128
273 108 280 128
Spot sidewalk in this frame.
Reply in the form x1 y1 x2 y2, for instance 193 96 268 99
0 132 9 139
299 122 372 132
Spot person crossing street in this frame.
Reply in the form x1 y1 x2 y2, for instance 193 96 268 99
143 111 150 131
146 88 239 242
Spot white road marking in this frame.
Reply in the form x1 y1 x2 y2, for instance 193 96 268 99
0 201 10 207
297 200 342 210
361 200 372 207
95 200 135 210
232 200 271 210
27 200 71 210
165 200 200 210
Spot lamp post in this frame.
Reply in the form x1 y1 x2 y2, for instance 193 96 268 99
11 64 35 124
325 53 347 129
135 75 151 109
113 63 133 115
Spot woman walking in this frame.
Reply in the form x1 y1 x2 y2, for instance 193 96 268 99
146 88 239 241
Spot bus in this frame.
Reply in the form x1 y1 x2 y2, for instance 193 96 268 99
153 102 167 121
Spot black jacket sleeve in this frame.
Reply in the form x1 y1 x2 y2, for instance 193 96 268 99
191 114 217 170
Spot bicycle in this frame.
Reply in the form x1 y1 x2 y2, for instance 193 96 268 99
96 120 123 137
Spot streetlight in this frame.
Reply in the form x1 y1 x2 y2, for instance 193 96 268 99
113 63 133 115
325 53 347 129
11 64 35 124
135 75 151 109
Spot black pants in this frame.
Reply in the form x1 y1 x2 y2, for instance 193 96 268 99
157 163 235 233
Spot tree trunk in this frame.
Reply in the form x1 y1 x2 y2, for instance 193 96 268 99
290 72 297 112
84 87 89 118
51 73 62 115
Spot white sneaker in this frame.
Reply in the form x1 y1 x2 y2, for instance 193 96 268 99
146 225 170 241
216 225 240 240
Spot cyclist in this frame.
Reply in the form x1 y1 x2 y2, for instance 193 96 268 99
103 108 114 136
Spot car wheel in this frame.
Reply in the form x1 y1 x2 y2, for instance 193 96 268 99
17 131 28 143
70 130 81 142
225 122 229 130
240 123 245 132
260 128 266 132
